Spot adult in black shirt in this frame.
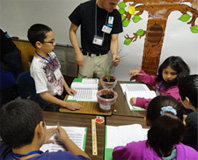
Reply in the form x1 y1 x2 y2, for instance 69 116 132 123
69 0 123 78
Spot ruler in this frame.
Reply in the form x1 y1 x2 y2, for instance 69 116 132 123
91 119 98 155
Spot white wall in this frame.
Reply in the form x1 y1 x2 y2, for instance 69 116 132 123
0 0 84 45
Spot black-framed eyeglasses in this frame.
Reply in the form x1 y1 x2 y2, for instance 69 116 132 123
43 39 55 44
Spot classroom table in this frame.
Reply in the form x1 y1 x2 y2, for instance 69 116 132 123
59 81 151 117
43 111 105 160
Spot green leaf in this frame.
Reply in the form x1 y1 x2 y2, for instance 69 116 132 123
118 8 125 14
121 15 126 21
118 2 126 9
122 20 130 27
178 14 191 22
124 38 132 45
135 29 144 36
132 15 142 23
191 25 198 33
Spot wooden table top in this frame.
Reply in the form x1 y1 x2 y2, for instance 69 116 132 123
59 96 112 116
106 115 149 128
43 111 105 160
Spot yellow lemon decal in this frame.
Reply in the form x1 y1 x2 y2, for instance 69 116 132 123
128 6 135 15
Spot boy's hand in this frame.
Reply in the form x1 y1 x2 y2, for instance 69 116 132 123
66 88 76 96
130 97 137 106
44 128 56 144
56 126 69 144
61 101 82 111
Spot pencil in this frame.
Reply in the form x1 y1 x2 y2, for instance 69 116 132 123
57 122 59 128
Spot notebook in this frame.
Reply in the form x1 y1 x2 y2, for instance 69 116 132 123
120 83 156 111
67 78 99 102
105 124 149 160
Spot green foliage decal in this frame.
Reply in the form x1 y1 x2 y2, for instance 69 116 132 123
123 20 130 27
191 25 198 33
118 2 126 9
121 15 126 21
179 14 191 22
132 15 142 23
135 29 145 36
124 38 132 45
119 8 126 14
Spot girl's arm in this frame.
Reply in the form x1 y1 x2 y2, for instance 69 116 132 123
137 70 157 86
134 97 152 109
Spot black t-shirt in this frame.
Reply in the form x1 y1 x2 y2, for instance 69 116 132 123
69 0 123 54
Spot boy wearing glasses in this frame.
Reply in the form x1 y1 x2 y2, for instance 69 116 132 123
28 24 82 111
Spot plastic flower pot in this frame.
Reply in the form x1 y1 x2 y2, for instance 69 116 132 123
97 89 118 112
100 75 117 89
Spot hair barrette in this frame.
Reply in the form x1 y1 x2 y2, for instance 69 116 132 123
160 106 177 115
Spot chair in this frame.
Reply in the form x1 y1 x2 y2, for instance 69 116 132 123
0 64 19 106
16 71 39 102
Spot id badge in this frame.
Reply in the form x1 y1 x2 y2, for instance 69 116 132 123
93 35 104 46
108 16 114 24
102 25 112 34
54 68 62 80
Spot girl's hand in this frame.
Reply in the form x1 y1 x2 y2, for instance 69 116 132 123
66 88 76 96
44 128 56 144
130 97 137 106
129 67 141 77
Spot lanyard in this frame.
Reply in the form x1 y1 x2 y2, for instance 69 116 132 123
158 82 163 91
95 1 109 38
36 51 56 69
11 150 43 158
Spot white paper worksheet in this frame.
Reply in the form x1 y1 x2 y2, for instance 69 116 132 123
67 78 99 102
40 126 87 152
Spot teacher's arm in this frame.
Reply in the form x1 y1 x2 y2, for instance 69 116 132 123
69 23 84 66
110 34 120 66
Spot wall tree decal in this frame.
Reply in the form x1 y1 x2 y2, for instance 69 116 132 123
119 0 198 75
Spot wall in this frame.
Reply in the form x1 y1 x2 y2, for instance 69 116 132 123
0 0 84 45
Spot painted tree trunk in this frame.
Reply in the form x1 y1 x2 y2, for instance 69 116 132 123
142 17 167 75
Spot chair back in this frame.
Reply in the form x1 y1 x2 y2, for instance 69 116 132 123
16 71 37 99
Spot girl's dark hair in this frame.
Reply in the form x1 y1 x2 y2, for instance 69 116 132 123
27 23 52 48
155 56 190 90
0 99 43 148
147 95 183 124
178 75 198 108
147 113 184 157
